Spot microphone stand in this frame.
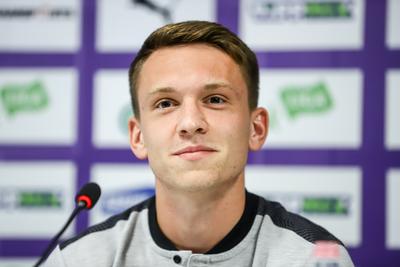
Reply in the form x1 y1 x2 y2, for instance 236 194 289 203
33 202 86 267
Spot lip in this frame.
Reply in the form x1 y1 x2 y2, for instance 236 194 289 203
172 145 217 160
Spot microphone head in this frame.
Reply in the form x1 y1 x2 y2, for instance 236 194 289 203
75 182 101 209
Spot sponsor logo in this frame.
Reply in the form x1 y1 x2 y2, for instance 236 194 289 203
119 103 133 135
269 81 334 131
0 188 63 210
303 196 348 215
0 5 76 20
251 0 354 21
261 193 350 216
281 81 333 119
101 187 155 215
130 0 177 23
0 80 49 117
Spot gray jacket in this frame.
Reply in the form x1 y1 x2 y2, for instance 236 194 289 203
44 192 354 267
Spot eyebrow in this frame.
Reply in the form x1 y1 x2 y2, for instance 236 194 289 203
148 86 176 96
148 82 236 95
204 82 241 98
204 82 236 91
148 82 239 101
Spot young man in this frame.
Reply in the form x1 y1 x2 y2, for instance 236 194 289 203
44 21 354 266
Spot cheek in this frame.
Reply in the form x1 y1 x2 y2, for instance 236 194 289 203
216 113 251 144
141 118 175 151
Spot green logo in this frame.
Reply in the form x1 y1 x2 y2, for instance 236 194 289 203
18 191 62 208
306 2 352 18
251 1 353 21
0 80 49 117
119 103 133 135
263 193 351 216
302 197 348 215
280 82 333 119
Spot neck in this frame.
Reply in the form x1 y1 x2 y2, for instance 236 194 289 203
155 175 246 253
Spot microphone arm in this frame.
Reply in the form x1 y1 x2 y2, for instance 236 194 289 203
33 182 101 267
33 203 85 267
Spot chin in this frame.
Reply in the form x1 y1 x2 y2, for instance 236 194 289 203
163 169 225 192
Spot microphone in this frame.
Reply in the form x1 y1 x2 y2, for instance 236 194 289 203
34 182 101 267
76 182 101 209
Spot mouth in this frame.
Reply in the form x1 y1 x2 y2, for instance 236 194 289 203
172 145 217 161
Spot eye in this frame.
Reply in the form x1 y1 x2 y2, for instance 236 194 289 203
155 99 176 109
207 96 226 104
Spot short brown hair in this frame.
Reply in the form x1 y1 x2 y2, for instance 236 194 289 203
128 20 259 118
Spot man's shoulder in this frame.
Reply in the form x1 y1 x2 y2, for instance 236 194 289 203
251 194 354 266
60 196 154 250
255 194 343 246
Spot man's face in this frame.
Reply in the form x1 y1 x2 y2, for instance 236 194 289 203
129 44 267 192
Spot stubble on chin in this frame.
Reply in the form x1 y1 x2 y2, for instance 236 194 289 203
154 161 243 194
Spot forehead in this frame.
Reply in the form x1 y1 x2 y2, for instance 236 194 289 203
136 44 246 95
143 44 236 72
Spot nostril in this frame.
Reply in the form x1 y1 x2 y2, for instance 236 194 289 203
178 126 206 137
196 127 205 133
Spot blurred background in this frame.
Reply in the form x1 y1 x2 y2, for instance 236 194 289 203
0 0 399 266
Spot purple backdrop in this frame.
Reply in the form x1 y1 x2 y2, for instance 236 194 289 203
0 0 399 266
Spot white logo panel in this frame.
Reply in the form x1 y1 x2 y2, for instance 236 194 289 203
260 69 362 148
386 169 400 249
90 164 155 225
0 69 78 145
0 258 35 267
0 161 76 238
93 70 132 148
385 70 400 149
239 0 365 50
386 0 400 49
0 0 81 52
96 0 216 52
245 165 362 247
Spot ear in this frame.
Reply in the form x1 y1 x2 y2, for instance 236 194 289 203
128 116 148 160
249 107 269 151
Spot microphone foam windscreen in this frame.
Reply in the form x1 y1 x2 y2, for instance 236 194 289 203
75 182 101 209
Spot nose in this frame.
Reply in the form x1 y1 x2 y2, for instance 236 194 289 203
176 101 208 138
